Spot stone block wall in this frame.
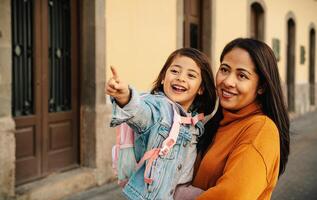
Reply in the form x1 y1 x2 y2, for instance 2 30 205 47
0 0 15 198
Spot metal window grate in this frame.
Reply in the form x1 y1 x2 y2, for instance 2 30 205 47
48 0 71 112
12 0 34 117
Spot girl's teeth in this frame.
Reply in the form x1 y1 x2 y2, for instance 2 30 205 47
173 85 186 91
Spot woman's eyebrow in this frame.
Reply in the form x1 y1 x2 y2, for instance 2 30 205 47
220 63 231 68
236 67 252 75
221 63 252 75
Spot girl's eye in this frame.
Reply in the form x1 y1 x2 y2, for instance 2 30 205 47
188 73 197 79
170 69 179 74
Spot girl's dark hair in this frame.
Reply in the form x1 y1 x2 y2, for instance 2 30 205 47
151 48 222 154
220 38 290 177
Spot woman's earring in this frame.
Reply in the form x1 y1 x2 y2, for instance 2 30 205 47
257 88 264 95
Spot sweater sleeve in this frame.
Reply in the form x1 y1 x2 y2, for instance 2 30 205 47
196 118 280 200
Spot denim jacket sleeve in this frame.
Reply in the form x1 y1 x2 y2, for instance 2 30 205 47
109 87 164 133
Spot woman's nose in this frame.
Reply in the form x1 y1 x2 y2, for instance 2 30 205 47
223 74 236 87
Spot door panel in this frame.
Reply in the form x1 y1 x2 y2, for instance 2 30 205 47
12 0 79 185
15 121 41 184
309 29 316 105
287 19 295 112
45 0 79 173
184 0 201 49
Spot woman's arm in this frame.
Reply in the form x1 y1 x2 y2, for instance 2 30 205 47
197 144 270 200
197 125 279 199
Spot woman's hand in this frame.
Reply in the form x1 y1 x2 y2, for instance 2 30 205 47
174 184 204 200
105 66 130 107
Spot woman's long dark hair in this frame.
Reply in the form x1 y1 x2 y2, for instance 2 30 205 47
151 48 222 154
220 38 290 177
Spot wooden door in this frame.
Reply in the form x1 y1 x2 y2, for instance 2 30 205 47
286 19 295 112
250 2 264 41
12 0 79 185
184 0 202 49
309 29 316 105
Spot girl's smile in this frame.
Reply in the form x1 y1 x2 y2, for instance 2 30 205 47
171 83 187 93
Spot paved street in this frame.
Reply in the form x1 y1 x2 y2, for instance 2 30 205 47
66 110 317 200
272 110 317 200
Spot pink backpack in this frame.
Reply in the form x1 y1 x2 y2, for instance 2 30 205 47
111 99 219 187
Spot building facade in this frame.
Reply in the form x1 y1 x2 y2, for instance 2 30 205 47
0 0 316 199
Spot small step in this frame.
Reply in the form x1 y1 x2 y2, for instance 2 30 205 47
16 169 97 200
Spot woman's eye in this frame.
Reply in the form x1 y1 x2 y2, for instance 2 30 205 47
220 67 229 73
239 73 248 80
188 73 197 79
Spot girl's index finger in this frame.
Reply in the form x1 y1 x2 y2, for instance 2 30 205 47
110 66 119 80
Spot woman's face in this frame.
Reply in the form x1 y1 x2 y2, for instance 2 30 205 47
216 47 261 111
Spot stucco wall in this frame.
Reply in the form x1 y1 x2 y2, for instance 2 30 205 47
210 0 317 113
264 0 317 84
105 0 178 92
0 0 15 197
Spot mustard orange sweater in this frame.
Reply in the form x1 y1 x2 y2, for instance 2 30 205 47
193 103 280 200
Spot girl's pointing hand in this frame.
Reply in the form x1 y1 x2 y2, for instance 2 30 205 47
105 66 130 107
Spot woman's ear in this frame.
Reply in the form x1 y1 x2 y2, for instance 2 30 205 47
198 86 204 95
257 86 265 95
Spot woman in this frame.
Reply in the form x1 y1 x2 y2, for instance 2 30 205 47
175 38 290 200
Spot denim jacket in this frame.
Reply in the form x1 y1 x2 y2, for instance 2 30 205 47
110 88 204 200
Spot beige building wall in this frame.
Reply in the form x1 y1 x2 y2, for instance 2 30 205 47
106 0 178 92
212 0 249 70
105 0 317 91
211 0 317 83
264 0 317 84
105 0 317 113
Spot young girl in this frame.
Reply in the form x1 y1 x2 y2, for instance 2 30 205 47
106 48 219 200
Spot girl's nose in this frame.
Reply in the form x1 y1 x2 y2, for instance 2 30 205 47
177 72 186 82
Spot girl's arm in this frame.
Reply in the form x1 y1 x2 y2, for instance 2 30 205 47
106 66 161 132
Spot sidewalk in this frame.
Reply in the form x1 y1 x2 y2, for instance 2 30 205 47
64 181 124 200
65 110 317 200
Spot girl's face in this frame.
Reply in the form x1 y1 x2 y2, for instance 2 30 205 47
162 55 203 111
216 48 261 111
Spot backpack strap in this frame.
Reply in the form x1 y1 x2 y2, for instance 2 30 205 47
136 105 205 184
